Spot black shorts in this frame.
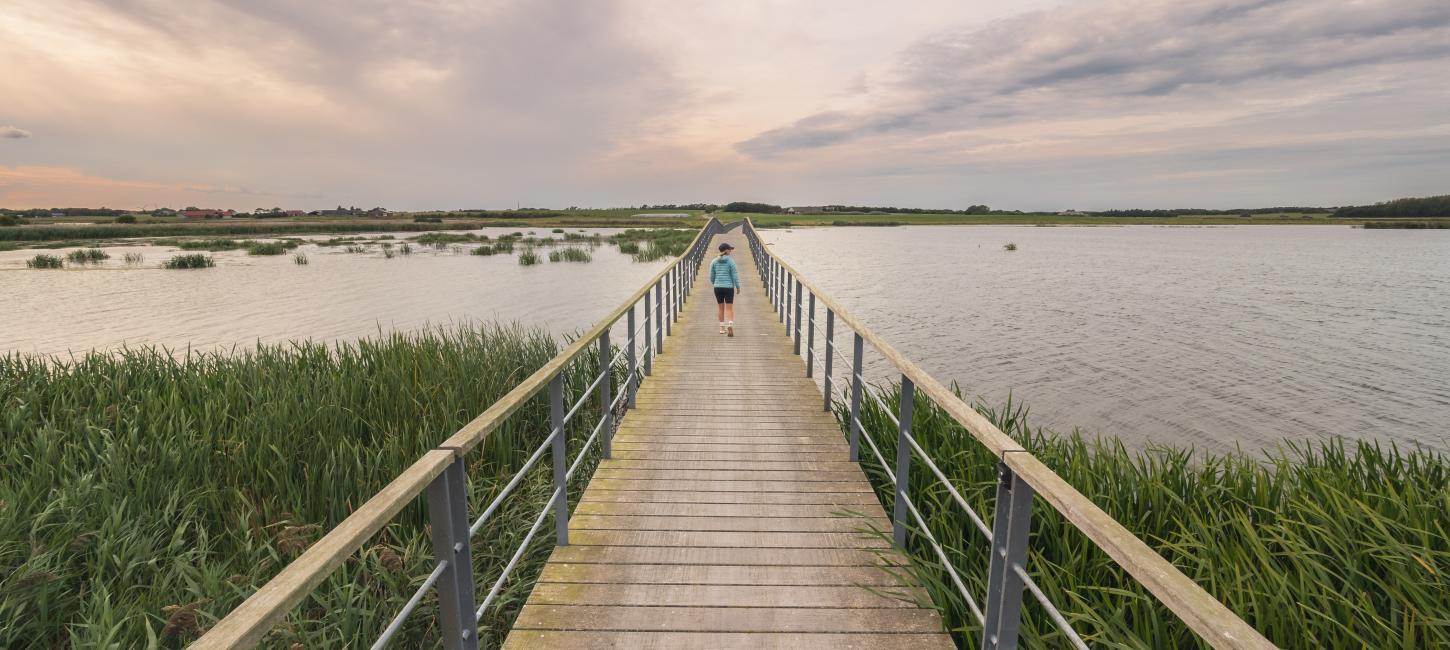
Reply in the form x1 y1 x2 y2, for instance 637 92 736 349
714 287 735 304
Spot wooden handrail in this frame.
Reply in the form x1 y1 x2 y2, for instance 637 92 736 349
743 218 1275 650
194 218 722 649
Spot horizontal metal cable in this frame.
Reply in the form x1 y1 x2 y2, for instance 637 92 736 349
468 428 558 537
853 416 895 489
475 488 560 621
901 431 994 540
1014 564 1090 650
901 493 986 626
370 559 449 650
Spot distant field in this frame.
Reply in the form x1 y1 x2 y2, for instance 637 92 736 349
5 209 1447 246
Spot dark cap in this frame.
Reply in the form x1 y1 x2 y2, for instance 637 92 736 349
718 242 735 251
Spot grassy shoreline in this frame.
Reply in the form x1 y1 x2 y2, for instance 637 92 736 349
846 385 1448 648
2 329 1444 647
6 210 1449 247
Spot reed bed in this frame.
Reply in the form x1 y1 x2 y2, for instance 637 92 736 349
162 254 216 269
471 244 499 256
293 253 309 266
548 246 592 263
609 228 694 262
122 252 145 265
65 248 110 264
0 325 619 648
517 248 541 266
842 384 1448 649
245 242 288 256
25 254 63 269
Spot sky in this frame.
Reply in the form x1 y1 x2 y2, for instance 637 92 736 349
1 0 1447 212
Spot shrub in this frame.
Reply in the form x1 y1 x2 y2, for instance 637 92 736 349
115 215 137 224
548 246 592 263
65 248 110 264
413 216 443 223
163 254 215 269
26 254 63 269
0 215 22 227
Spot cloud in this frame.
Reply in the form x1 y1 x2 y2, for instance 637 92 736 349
1 126 30 139
738 0 1450 158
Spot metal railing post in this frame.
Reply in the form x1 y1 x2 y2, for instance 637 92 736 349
426 455 480 650
598 330 612 460
848 333 864 462
550 374 569 545
655 281 664 354
665 270 673 338
779 268 786 323
983 462 1035 650
892 377 915 547
627 305 637 408
823 309 835 412
793 279 803 353
643 294 652 376
806 293 816 377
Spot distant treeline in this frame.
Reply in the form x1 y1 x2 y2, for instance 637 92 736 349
0 207 130 217
454 210 566 219
639 203 718 210
722 202 785 213
1092 207 1332 217
1334 195 1450 219
1361 221 1450 229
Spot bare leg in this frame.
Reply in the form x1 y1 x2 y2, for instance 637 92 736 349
717 303 725 322
725 304 734 321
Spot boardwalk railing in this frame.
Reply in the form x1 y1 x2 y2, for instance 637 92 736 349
741 218 1276 650
195 217 725 649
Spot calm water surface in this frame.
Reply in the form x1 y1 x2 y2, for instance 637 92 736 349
762 225 1450 453
1 229 660 356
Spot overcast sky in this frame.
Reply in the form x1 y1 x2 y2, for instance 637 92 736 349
1 0 1447 211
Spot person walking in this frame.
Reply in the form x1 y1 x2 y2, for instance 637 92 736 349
711 242 741 337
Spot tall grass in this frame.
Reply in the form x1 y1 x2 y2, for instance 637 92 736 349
65 248 110 264
841 384 1449 648
517 248 542 266
610 228 693 262
122 252 145 266
163 254 216 269
548 246 592 263
246 242 288 256
25 254 63 269
0 325 618 647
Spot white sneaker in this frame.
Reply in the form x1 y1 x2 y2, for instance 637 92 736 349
719 325 725 334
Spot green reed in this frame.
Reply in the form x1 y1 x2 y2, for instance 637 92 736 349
163 254 216 269
610 228 693 262
841 384 1448 649
123 252 145 265
0 324 620 648
517 248 541 266
25 254 63 269
246 242 288 256
293 254 309 266
548 247 592 263
65 248 110 264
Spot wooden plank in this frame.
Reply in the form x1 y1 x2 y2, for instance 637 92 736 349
578 490 882 505
536 563 906 586
592 468 865 482
572 501 884 518
503 631 955 649
526 583 924 608
547 545 899 567
510 605 948 633
568 514 890 533
586 479 873 493
567 530 891 549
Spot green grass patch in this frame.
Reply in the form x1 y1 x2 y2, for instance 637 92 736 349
0 324 614 647
548 247 592 263
162 254 215 269
25 254 63 269
64 248 110 264
843 385 1449 648
246 242 288 256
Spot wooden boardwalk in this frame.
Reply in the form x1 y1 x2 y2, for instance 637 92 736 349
503 230 954 649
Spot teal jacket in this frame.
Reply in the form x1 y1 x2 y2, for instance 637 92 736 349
710 255 741 290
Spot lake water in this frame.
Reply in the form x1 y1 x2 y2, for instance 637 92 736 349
761 225 1450 453
0 229 660 357
4 224 1447 453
